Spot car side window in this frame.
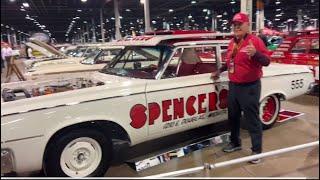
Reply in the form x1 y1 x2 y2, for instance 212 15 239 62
291 39 310 53
310 39 319 54
162 46 219 79
95 50 118 64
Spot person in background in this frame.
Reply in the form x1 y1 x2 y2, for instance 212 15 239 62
26 47 34 59
1 45 5 73
211 12 270 164
258 29 269 47
1 42 13 73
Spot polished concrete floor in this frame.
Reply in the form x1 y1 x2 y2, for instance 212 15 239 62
1 59 319 178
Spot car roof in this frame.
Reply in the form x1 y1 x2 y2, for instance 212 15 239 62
108 32 234 47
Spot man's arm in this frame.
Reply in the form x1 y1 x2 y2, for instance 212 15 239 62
252 38 271 66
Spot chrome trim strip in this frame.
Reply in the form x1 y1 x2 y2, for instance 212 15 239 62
4 135 44 143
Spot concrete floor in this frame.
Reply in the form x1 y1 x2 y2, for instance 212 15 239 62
1 59 319 178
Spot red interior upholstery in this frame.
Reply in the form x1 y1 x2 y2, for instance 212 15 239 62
177 62 197 76
177 62 217 76
194 63 217 74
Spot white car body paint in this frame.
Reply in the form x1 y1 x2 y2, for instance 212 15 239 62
1 33 315 174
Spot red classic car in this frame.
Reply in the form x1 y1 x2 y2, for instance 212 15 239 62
271 30 319 85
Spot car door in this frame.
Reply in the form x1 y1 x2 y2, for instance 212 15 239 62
289 38 310 65
145 45 229 140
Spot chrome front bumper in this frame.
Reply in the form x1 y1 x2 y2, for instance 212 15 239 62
1 149 14 175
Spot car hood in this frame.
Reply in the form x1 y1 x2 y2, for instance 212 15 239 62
25 42 57 58
29 39 66 57
1 72 147 116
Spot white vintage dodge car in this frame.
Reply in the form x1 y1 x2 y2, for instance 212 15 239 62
25 45 124 80
1 32 315 177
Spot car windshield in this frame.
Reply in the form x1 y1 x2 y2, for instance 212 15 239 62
100 46 173 79
81 49 102 64
74 47 88 57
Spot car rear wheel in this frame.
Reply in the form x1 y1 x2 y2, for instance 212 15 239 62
44 128 112 177
259 95 280 130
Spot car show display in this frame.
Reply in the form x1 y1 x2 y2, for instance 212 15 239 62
1 0 319 178
1 31 316 177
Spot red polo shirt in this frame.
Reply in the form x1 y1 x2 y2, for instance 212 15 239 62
226 34 270 83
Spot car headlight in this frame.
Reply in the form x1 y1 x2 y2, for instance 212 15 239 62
1 149 14 174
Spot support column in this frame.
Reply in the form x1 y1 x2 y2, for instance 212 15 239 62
211 11 217 31
297 9 303 31
114 0 121 40
256 0 264 31
163 21 170 30
7 29 11 45
91 18 97 43
313 19 318 29
18 33 22 45
12 31 17 46
100 8 105 43
86 23 89 42
143 0 151 33
184 18 190 30
240 0 253 32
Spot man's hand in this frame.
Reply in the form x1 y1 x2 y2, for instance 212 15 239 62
246 40 256 57
211 71 220 80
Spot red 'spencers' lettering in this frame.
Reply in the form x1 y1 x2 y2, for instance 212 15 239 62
129 90 228 129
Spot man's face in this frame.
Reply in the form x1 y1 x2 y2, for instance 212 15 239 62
233 22 249 37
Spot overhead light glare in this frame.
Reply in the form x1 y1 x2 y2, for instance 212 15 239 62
22 2 29 8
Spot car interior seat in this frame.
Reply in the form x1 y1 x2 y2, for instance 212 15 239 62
177 48 201 77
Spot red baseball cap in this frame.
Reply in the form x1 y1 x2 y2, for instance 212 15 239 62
232 12 249 24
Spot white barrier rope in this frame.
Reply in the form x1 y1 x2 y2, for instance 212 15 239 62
144 141 319 178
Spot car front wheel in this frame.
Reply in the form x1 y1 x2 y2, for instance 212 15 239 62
44 128 112 177
259 95 280 130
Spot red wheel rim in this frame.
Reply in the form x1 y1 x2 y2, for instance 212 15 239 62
262 97 276 123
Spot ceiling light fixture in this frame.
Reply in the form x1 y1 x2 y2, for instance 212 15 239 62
22 2 30 8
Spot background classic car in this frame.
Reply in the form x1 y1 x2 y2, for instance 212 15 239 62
271 30 319 87
1 32 315 177
24 45 124 80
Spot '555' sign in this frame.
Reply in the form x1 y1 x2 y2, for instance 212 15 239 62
129 89 228 129
291 79 304 90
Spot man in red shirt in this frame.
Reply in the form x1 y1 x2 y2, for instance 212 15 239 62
212 12 270 163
